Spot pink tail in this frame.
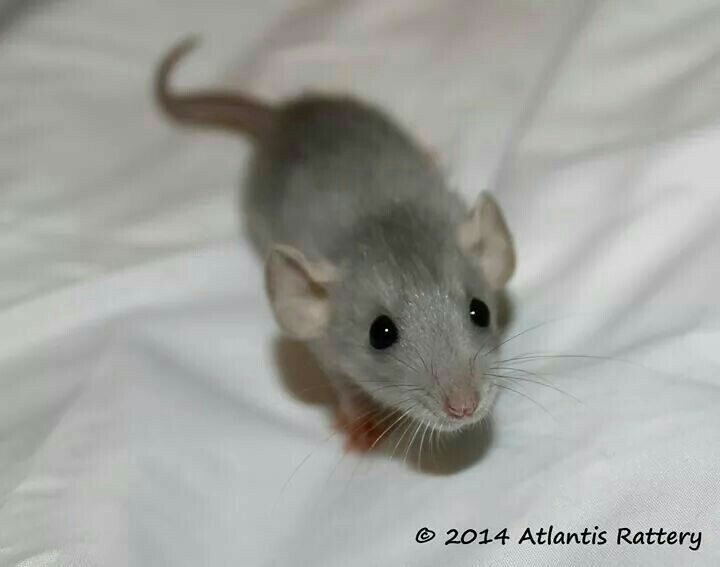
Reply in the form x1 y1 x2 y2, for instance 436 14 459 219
155 37 275 139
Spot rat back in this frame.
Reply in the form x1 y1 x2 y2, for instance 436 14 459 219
153 40 464 262
243 96 464 261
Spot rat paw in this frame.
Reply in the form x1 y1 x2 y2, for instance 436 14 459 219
333 408 383 453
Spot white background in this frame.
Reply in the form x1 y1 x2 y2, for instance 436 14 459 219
1 0 719 565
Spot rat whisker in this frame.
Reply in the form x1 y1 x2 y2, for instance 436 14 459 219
428 391 444 407
362 383 426 396
406 343 431 374
484 313 594 358
496 352 645 369
344 339 430 378
336 399 420 485
417 421 430 470
488 370 583 404
281 402 390 495
492 380 558 424
355 378 423 387
482 319 558 357
403 419 424 469
490 364 547 379
389 416 418 463
382 351 425 374
472 333 495 370
490 364 580 393
351 378 427 397
346 404 409 481
300 395 421 493
414 388 442 408
291 377 421 398
429 359 450 400
367 405 416 453
430 424 439 467
347 336 428 377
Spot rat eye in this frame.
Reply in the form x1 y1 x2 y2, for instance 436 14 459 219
469 298 490 328
369 315 398 350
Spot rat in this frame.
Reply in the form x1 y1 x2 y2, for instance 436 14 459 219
155 38 516 452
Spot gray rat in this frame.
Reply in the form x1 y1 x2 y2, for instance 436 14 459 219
155 38 516 451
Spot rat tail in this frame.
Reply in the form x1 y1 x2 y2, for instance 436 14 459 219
155 37 276 139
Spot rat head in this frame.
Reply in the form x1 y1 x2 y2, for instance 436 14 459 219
265 193 515 432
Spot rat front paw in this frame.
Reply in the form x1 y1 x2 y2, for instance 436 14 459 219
333 407 384 453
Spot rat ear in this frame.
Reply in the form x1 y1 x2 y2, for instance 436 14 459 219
264 244 338 340
457 192 515 289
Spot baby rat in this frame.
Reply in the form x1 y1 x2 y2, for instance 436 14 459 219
155 38 516 451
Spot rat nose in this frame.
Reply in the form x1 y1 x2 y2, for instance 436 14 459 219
444 391 479 419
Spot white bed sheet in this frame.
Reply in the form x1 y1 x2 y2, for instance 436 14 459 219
1 0 719 565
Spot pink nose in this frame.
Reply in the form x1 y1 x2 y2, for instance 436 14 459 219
444 392 479 419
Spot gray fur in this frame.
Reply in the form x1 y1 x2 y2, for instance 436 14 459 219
155 40 516 434
245 96 503 431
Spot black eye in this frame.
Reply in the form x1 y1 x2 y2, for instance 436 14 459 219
369 315 398 350
469 298 490 328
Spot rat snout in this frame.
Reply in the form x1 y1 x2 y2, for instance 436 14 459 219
443 387 479 419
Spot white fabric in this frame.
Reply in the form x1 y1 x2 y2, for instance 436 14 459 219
2 0 719 565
